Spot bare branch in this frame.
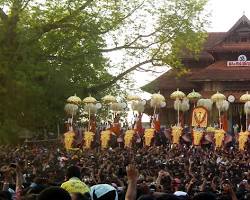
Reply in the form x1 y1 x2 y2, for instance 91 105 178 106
31 0 94 38
100 30 159 52
136 67 164 73
21 0 32 11
0 8 8 21
87 59 153 92
101 41 159 52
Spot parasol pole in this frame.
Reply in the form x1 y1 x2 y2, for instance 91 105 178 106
218 108 221 129
177 98 180 126
153 105 156 116
153 106 156 129
240 110 242 131
71 113 73 131
113 111 116 121
246 112 248 132
88 107 91 132
106 104 110 128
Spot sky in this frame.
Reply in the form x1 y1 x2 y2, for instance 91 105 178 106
206 0 250 32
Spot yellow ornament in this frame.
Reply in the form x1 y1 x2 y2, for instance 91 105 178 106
144 128 155 146
84 131 95 149
124 130 135 148
238 131 249 151
206 126 215 132
100 130 111 149
214 129 225 149
193 130 203 146
171 126 183 144
64 131 75 150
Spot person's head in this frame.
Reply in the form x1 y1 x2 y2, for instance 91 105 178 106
156 194 180 200
0 191 12 200
90 184 118 200
160 175 172 192
71 192 91 200
172 178 181 191
38 187 71 200
66 165 81 179
193 192 216 200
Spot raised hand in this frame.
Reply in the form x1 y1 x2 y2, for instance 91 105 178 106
126 164 139 183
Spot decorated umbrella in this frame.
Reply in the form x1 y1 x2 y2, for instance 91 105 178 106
131 100 146 113
110 102 126 121
240 91 250 102
127 95 141 101
211 91 226 102
65 94 81 130
83 96 98 131
84 103 102 114
102 95 117 104
216 100 229 131
211 91 226 129
83 96 97 104
197 99 213 111
180 98 190 112
102 95 117 125
187 89 202 106
170 89 185 126
174 98 189 127
170 88 185 99
64 103 78 116
64 103 78 130
240 92 250 130
220 100 229 112
150 93 166 115
110 102 126 112
109 102 126 136
67 94 81 105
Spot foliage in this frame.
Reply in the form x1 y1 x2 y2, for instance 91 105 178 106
0 0 209 142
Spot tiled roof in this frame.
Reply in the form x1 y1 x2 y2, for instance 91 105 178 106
209 43 250 52
141 68 201 93
206 15 250 52
189 61 250 81
203 32 227 49
181 32 226 60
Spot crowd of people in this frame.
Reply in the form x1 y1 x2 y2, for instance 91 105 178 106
0 141 249 200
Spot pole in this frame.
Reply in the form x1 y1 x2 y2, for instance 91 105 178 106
177 98 180 126
218 109 221 129
246 113 248 132
71 114 73 131
153 106 156 116
88 107 91 132
107 105 110 125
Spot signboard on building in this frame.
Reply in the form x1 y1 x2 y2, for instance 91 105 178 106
227 55 250 66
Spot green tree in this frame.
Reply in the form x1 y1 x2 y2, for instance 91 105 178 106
0 0 208 142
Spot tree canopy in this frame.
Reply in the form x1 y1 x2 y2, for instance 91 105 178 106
0 0 209 142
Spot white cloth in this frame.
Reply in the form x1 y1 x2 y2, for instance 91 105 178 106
90 184 118 200
174 191 188 196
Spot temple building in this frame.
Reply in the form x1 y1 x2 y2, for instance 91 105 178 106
142 15 250 133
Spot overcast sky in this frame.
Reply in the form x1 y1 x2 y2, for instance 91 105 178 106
207 0 250 32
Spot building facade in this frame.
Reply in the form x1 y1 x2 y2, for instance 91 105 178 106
142 15 250 132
